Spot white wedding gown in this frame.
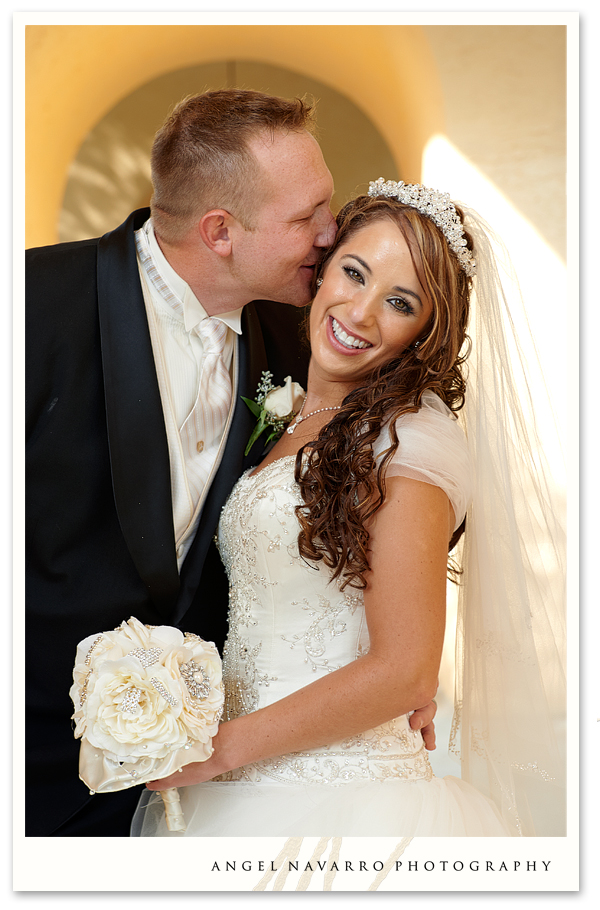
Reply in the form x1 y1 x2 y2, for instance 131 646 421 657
133 392 510 837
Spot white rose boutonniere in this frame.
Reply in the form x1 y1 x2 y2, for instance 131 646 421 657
242 371 305 456
69 616 224 832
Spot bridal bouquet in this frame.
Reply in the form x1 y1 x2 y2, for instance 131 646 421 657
69 616 224 832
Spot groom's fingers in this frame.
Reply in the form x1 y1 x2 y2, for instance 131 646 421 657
420 720 437 751
408 698 438 750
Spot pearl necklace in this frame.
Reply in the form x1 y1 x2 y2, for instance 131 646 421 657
286 397 342 435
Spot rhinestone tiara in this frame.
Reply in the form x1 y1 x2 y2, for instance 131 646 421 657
368 178 476 277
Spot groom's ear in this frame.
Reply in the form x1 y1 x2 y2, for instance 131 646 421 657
198 210 235 257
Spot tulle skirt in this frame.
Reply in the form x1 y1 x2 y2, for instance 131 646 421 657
131 775 512 837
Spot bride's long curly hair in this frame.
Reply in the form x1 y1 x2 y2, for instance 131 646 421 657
295 194 474 589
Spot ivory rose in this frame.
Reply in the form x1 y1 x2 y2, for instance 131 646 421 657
163 638 224 743
263 376 305 420
83 660 188 760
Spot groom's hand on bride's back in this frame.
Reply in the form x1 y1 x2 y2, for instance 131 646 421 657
409 697 437 751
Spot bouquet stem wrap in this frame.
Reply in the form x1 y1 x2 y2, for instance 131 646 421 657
159 788 186 833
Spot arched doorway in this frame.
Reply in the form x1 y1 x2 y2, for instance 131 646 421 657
59 61 400 242
26 23 443 247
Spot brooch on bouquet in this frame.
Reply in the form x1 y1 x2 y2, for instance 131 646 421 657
242 371 305 456
70 616 224 833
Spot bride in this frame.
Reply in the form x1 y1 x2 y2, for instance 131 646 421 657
134 180 565 838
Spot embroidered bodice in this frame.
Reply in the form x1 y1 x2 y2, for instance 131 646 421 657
216 456 434 785
215 394 471 786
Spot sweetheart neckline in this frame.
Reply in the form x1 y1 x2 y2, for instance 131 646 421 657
247 453 299 480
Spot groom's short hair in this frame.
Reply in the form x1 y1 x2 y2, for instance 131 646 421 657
150 88 316 243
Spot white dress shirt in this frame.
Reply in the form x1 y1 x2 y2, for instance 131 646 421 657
135 219 243 568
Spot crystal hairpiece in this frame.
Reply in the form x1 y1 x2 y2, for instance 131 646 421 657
368 178 476 277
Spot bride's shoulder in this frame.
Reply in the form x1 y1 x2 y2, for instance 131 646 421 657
412 389 459 421
374 391 466 454
420 388 455 411
374 392 472 529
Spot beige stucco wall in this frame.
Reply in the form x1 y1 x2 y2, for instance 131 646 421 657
423 24 566 258
25 23 565 254
25 24 442 248
25 21 566 251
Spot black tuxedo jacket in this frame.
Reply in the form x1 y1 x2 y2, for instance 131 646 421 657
25 208 309 835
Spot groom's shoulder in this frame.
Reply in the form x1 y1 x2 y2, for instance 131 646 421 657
25 208 149 276
250 298 306 332
26 234 99 272
249 299 309 380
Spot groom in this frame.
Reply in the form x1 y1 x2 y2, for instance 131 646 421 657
26 88 437 836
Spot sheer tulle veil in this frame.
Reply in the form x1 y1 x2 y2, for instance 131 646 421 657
450 206 567 836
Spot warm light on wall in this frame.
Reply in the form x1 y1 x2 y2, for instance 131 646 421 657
423 133 566 476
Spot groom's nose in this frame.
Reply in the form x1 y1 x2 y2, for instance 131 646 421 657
314 211 337 248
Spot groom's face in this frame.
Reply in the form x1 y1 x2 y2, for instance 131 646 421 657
230 130 336 307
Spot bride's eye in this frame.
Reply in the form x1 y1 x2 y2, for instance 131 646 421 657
388 296 415 316
343 265 364 284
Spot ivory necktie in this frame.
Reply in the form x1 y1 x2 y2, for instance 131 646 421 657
180 316 232 458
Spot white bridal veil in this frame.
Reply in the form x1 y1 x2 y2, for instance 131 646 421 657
451 208 567 836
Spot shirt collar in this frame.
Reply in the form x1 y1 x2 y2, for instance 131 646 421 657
145 219 243 335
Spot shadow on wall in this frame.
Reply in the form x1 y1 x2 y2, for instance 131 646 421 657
59 60 400 242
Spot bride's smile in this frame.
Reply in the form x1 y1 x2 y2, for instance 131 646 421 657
309 219 433 386
329 315 372 350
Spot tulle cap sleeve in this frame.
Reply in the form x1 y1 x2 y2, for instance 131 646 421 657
373 391 473 532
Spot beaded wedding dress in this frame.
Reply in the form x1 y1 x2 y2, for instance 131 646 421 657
133 392 510 837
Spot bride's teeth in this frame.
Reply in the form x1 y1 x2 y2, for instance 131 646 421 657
332 318 371 349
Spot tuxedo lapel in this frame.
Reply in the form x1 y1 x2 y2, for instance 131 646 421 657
97 209 180 614
174 303 268 623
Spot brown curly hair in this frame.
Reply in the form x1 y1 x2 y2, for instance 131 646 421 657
295 194 474 589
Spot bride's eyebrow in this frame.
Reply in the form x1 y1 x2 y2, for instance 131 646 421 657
391 285 422 305
343 253 423 306
342 254 371 273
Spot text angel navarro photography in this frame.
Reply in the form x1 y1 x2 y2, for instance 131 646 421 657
209 858 553 874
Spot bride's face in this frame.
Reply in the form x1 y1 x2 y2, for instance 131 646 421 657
309 219 433 386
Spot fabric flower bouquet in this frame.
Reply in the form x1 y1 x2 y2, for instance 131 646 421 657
69 617 224 832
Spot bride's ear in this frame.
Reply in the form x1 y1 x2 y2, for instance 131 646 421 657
198 210 235 258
